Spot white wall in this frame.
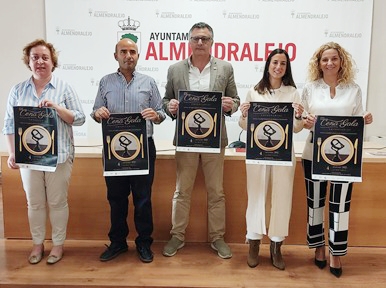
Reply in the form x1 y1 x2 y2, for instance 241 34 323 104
0 0 46 153
1 0 385 157
366 0 386 139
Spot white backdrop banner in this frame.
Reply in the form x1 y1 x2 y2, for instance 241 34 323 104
45 0 373 146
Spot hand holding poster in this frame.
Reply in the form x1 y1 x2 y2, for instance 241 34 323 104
176 90 222 153
246 102 294 166
312 115 364 182
14 106 58 171
102 113 148 176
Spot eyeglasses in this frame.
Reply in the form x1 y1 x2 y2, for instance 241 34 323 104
190 36 212 44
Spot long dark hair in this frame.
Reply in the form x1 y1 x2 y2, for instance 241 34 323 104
254 48 296 94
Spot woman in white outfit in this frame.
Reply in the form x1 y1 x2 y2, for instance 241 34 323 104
239 49 304 270
301 42 373 277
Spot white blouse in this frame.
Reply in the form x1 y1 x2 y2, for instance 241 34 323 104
301 79 365 160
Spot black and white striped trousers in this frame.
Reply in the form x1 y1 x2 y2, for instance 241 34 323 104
302 159 353 256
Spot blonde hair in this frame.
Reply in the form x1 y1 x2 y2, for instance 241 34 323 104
307 42 355 84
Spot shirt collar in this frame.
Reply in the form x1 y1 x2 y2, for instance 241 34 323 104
27 75 56 89
117 68 137 78
188 55 214 68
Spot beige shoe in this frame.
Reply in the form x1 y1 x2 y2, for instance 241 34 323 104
28 251 44 264
28 244 44 264
211 239 232 259
247 239 260 268
163 236 185 257
47 245 64 265
46 253 63 265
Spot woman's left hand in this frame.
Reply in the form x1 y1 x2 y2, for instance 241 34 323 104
364 112 373 125
292 103 304 119
39 99 75 124
39 99 58 109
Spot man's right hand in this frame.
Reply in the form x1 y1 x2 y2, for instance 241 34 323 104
168 99 179 115
94 106 110 121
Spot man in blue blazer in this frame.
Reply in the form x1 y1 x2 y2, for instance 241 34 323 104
162 22 240 259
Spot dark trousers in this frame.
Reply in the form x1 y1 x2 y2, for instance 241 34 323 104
104 138 156 248
302 159 353 256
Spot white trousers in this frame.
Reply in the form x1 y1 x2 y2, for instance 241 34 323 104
245 158 296 242
20 157 73 246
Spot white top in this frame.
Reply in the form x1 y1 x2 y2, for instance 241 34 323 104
239 84 303 133
301 79 365 160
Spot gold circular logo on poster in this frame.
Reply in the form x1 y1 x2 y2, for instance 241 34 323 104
22 125 52 155
111 132 140 161
254 121 285 151
320 135 354 166
185 109 214 139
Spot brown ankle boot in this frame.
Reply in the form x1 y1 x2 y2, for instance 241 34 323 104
247 239 260 268
270 240 285 270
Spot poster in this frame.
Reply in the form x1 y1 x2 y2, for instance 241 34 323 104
312 115 364 182
102 113 148 176
176 90 222 153
13 106 58 172
246 102 294 166
44 0 374 148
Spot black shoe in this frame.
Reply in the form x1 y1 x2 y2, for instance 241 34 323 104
330 266 343 278
136 245 154 263
99 243 128 262
314 258 327 269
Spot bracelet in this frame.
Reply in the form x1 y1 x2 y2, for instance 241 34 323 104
295 114 302 120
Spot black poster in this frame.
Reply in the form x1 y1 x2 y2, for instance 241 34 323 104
102 113 148 176
13 106 58 171
176 90 222 153
312 115 364 182
246 102 294 166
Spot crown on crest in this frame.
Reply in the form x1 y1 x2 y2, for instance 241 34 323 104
118 17 140 31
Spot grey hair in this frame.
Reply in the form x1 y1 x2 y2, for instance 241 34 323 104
189 22 214 39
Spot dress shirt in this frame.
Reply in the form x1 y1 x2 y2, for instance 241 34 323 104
91 70 165 137
3 75 86 163
188 56 212 91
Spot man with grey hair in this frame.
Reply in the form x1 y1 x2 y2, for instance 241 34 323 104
162 22 240 259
